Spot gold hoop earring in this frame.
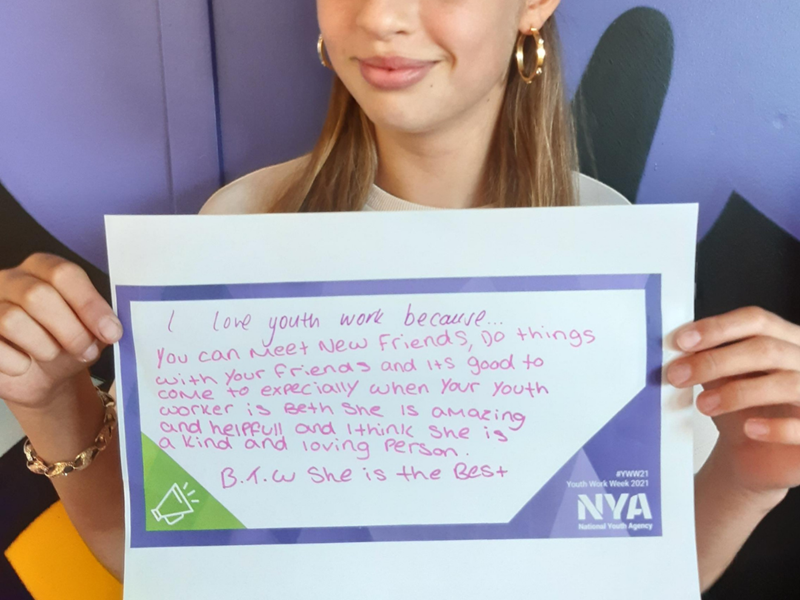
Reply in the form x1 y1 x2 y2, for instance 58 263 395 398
317 34 333 70
516 27 546 84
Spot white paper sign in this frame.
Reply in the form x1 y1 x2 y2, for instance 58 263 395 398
106 205 701 599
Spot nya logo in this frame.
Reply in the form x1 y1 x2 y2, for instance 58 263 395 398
577 493 652 521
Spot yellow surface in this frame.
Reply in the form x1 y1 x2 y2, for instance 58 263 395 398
5 501 123 600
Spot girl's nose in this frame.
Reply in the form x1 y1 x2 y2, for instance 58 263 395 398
355 0 416 41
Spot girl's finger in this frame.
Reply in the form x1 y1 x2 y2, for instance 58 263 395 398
744 417 800 445
668 335 800 388
696 370 800 417
0 338 32 376
0 301 62 363
674 306 800 353
0 270 100 362
20 253 122 344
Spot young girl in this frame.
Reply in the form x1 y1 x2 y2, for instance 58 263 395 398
1 0 798 592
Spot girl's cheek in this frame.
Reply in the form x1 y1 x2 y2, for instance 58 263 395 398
318 0 358 39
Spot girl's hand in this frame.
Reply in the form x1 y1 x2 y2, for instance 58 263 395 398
668 306 800 496
0 253 123 410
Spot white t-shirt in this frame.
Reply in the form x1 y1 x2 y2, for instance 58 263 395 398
363 173 630 210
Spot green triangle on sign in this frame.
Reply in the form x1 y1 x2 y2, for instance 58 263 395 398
141 434 245 532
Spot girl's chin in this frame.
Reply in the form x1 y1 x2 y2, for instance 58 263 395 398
368 115 437 135
355 100 443 135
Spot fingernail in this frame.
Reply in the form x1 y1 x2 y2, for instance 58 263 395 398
745 420 770 439
99 315 123 343
668 363 692 386
80 341 100 363
697 391 721 415
677 328 702 350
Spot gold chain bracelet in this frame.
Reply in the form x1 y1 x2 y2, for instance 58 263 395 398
23 387 117 478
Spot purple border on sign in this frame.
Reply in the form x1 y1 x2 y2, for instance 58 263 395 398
115 274 662 548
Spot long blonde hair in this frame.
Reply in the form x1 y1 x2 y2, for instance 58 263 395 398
271 17 576 212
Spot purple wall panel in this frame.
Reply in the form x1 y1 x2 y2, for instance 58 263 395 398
0 1 219 270
559 0 800 239
157 0 222 215
211 0 331 183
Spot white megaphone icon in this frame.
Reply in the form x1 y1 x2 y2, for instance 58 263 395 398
151 482 200 526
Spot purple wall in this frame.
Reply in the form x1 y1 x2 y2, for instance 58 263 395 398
559 0 799 240
0 1 219 270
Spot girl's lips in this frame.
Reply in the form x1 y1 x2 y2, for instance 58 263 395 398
358 57 436 91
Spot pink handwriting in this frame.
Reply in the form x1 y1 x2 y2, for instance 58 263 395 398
198 347 241 363
156 373 218 386
395 465 442 481
245 403 273 417
341 402 383 417
182 435 232 450
385 439 458 458
212 311 252 332
249 340 309 359
261 383 312 397
425 358 455 371
302 439 370 460
431 406 527 431
363 468 387 482
157 388 214 401
295 422 336 435
454 463 509 480
440 378 480 394
346 422 415 438
378 330 469 352
428 425 470 440
243 437 288 451
225 368 266 386
369 381 430 396
515 326 597 347
283 402 335 416
339 309 384 326
492 381 549 398
307 466 352 484
207 421 283 438
318 337 369 353
380 359 417 373
156 348 188 369
159 404 233 417
523 355 545 369
467 354 515 376
480 330 506 348
274 361 370 378
221 466 296 489
265 380 359 399
403 304 486 328
400 405 419 417
262 313 320 347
